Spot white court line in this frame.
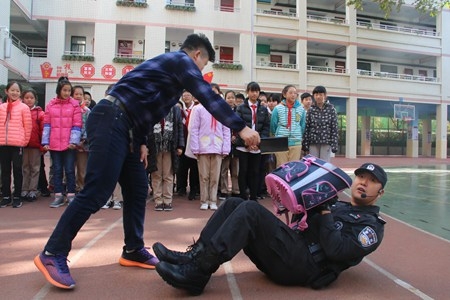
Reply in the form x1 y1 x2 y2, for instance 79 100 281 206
32 217 124 300
223 262 243 300
363 258 434 300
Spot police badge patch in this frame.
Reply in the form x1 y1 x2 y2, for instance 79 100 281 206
358 226 378 247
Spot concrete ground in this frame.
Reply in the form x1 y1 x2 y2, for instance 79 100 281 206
1 155 449 299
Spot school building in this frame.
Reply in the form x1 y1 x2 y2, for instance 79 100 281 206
1 0 449 158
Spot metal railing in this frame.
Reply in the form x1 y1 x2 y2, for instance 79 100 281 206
9 32 47 57
357 69 438 82
115 53 145 59
256 8 297 18
307 65 348 73
256 61 297 69
356 21 437 36
166 0 194 7
307 14 347 24
63 50 94 56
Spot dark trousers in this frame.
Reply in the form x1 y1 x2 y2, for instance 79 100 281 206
45 100 148 255
50 149 76 194
177 154 199 193
38 154 49 192
199 197 320 285
0 146 23 198
237 151 261 200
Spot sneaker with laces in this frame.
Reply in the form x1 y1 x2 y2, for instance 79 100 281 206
101 199 112 209
34 252 76 289
200 203 208 210
209 203 218 210
50 195 65 208
12 197 23 208
113 200 122 210
154 203 164 211
0 197 12 208
164 203 173 211
28 191 37 202
119 246 159 269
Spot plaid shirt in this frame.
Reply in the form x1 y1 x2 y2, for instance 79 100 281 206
109 50 246 137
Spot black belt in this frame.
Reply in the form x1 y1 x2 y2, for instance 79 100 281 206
104 95 127 113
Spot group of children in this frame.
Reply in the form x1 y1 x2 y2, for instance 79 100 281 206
0 78 113 209
150 81 336 212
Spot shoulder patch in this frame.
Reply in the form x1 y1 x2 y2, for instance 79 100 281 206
358 226 378 248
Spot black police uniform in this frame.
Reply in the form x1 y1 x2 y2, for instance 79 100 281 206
198 197 385 288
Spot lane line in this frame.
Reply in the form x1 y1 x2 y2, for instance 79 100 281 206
223 262 243 300
364 258 434 300
32 217 123 300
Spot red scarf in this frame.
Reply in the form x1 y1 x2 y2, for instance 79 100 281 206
5 98 13 125
286 102 294 129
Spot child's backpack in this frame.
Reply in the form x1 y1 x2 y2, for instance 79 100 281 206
265 154 352 231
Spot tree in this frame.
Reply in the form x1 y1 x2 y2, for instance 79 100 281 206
347 0 450 18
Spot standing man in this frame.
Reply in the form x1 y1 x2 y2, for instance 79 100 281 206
34 33 260 290
153 163 388 296
302 86 338 162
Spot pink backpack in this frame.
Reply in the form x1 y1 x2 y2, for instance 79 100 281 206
265 155 352 231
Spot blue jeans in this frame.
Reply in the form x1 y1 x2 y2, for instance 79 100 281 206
50 149 76 194
45 100 149 255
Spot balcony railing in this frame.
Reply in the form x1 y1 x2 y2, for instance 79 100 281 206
256 61 297 69
212 60 242 70
9 32 47 57
165 1 195 11
307 65 348 73
356 21 437 36
62 51 95 61
307 14 347 24
256 8 297 18
357 69 438 82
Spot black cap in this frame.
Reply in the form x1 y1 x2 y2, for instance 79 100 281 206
354 163 387 188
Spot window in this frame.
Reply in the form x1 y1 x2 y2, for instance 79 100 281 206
71 36 86 54
380 64 397 74
418 70 428 77
118 40 133 57
220 0 234 12
219 47 234 63
357 62 371 71
185 0 194 6
404 68 413 75
335 61 345 73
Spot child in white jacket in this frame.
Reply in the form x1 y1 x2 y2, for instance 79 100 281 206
189 84 231 210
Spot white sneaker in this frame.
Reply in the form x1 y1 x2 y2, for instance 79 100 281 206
113 200 122 210
209 203 218 210
101 200 111 209
200 203 208 210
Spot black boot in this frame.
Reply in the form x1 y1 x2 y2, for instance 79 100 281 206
153 241 204 265
155 246 220 296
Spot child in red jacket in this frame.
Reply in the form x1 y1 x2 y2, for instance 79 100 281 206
0 81 32 208
21 89 45 202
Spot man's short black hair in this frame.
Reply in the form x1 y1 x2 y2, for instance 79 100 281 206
181 33 215 62
300 92 312 100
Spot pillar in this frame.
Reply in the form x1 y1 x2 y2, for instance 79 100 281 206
360 116 371 155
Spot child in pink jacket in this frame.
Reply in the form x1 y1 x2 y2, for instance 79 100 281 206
0 81 32 208
189 83 231 210
42 77 82 208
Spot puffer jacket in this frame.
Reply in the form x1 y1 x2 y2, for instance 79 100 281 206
42 97 82 151
27 106 45 149
0 99 32 147
234 99 270 147
270 99 306 146
189 104 231 155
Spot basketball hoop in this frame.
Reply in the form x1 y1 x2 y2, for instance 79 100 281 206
394 104 415 121
402 116 413 122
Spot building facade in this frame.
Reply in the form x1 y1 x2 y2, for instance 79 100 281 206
0 0 449 158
